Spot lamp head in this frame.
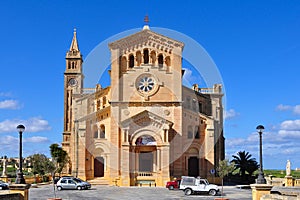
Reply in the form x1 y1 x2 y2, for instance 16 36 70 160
17 124 25 133
256 125 264 133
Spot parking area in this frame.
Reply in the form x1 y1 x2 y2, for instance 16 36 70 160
28 185 252 200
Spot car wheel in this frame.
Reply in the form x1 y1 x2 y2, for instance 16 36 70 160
57 186 62 191
209 189 217 196
77 186 82 190
184 188 192 195
169 185 174 190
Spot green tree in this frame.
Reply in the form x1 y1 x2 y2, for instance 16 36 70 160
49 143 69 198
217 159 235 196
29 154 55 182
49 144 68 175
231 151 259 178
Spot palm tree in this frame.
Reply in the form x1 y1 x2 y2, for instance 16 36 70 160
231 151 258 179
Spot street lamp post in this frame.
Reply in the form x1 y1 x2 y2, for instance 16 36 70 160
15 124 26 184
256 125 266 184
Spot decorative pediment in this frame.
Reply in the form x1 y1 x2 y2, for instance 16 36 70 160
121 110 173 129
109 29 184 53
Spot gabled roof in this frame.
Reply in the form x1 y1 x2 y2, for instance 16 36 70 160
108 29 184 52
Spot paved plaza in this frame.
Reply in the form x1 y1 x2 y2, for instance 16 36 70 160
28 185 252 200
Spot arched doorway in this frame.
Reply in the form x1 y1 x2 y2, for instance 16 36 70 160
188 156 199 177
94 157 104 177
135 135 157 172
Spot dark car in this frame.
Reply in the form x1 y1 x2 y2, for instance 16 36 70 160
0 180 9 190
166 179 181 190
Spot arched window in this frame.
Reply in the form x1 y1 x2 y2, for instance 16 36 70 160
129 54 134 68
121 56 127 72
93 125 98 138
194 126 200 139
150 51 156 65
97 100 100 110
100 125 105 138
165 56 171 66
143 49 149 64
198 102 203 113
72 62 75 69
186 97 191 109
188 126 193 139
192 99 197 111
158 54 163 68
103 96 106 108
68 62 71 69
136 51 142 66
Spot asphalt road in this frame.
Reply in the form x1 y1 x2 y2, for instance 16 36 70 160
28 185 252 200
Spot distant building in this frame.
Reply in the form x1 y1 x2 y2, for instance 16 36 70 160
62 24 224 186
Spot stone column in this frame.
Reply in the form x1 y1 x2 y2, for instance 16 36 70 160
250 184 273 200
9 184 31 200
120 145 130 186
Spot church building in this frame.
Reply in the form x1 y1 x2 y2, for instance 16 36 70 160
62 22 225 186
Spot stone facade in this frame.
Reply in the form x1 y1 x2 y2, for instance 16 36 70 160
62 26 225 186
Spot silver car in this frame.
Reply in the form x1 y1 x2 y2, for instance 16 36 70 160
56 178 86 190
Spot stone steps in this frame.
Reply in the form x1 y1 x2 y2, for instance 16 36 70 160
88 177 110 185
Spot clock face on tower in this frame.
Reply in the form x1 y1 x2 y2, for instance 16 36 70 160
136 74 159 96
68 78 78 87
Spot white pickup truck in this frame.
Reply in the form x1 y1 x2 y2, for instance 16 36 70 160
179 176 219 196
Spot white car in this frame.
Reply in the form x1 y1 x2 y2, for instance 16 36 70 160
179 176 219 196
56 177 88 190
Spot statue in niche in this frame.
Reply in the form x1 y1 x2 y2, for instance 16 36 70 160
286 160 291 176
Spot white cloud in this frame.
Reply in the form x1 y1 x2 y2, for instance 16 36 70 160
0 117 51 133
276 104 292 111
224 109 239 120
24 136 49 143
0 92 12 97
293 105 300 115
0 100 20 109
0 135 51 157
276 104 300 115
280 119 300 131
226 119 300 166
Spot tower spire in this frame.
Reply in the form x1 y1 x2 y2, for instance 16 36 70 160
69 28 79 51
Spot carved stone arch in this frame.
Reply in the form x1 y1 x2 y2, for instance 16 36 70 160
136 51 142 66
129 54 134 68
165 56 171 67
93 141 110 154
100 124 105 138
150 50 156 65
121 56 127 72
130 129 163 146
143 48 149 64
188 147 199 156
158 54 164 68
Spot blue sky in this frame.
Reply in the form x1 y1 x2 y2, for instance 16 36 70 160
1 0 300 170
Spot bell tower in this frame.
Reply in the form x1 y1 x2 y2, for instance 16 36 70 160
62 29 83 150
